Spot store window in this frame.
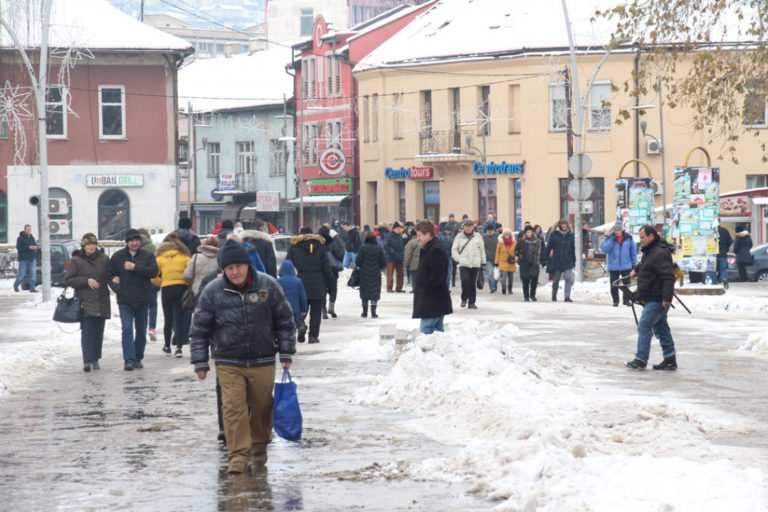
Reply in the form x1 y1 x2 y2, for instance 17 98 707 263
477 178 497 220
423 181 440 222
98 189 130 240
99 85 125 138
45 85 66 137
0 190 7 243
398 182 406 222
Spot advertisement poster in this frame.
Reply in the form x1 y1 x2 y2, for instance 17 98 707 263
670 166 720 272
720 194 752 217
615 178 654 236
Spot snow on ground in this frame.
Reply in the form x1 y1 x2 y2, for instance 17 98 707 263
738 332 768 353
355 319 768 511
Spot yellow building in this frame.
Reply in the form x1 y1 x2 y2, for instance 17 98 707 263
352 1 768 237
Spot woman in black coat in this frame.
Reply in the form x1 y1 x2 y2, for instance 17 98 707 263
733 224 754 282
287 228 333 343
356 231 386 318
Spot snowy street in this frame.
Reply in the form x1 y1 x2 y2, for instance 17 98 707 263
1 275 767 511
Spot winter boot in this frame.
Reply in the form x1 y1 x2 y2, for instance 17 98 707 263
723 280 729 290
322 302 329 320
329 302 337 318
652 355 677 371
361 303 368 318
371 305 378 318
308 336 319 344
624 358 647 370
297 324 307 343
501 287 506 295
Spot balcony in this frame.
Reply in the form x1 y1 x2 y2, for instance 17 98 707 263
417 130 474 161
235 173 257 193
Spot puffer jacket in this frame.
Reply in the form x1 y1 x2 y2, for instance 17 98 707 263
733 231 753 264
634 236 675 303
546 227 575 271
241 229 277 277
183 244 219 295
189 267 296 373
600 231 637 271
153 240 191 287
65 248 111 318
494 237 517 272
356 239 387 301
451 231 485 268
403 238 421 271
176 228 200 255
286 233 333 300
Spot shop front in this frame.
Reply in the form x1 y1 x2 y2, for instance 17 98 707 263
289 178 353 230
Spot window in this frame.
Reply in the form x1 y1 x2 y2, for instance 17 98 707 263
99 85 125 138
508 84 520 134
477 85 490 136
745 87 767 128
207 142 220 178
270 139 286 176
372 94 379 142
236 141 255 174
300 8 313 36
559 177 605 227
216 43 226 55
45 85 66 137
477 178 497 220
746 174 768 188
326 120 342 148
393 92 403 140
362 96 370 143
197 42 211 56
423 181 440 222
0 113 6 138
398 181 406 222
178 136 189 164
550 83 568 132
326 55 341 96
0 190 7 243
302 124 320 164
98 189 130 240
301 57 316 99
588 82 611 130
420 90 432 138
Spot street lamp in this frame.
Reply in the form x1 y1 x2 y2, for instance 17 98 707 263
462 114 490 221
632 76 667 223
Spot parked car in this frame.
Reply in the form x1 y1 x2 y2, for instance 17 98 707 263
727 243 768 282
272 233 294 269
21 240 81 289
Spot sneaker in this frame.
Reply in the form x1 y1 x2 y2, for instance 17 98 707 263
134 360 144 369
227 461 247 475
91 360 100 370
624 358 646 370
460 300 467 307
162 345 171 354
124 361 134 371
175 347 182 358
652 355 677 371
308 336 319 344
83 362 91 373
467 303 478 309
148 329 157 341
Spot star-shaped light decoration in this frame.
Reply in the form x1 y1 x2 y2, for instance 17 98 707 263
1 81 34 165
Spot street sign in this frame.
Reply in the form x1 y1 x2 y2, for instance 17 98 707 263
319 147 346 175
568 178 593 201
567 201 594 214
568 153 592 177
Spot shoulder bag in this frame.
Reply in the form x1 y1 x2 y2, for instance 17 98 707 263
53 287 83 323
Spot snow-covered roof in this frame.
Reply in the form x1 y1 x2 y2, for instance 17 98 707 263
0 0 192 52
355 0 620 71
178 47 293 113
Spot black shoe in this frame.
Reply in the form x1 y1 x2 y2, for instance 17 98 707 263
531 297 537 302
564 298 573 303
13 285 19 292
552 297 557 302
134 360 144 369
175 347 182 358
624 358 646 370
395 290 406 293
297 325 306 343
162 345 171 354
91 360 100 370
467 303 478 309
613 302 619 307
217 431 226 442
124 361 134 371
371 305 378 318
524 298 529 302
308 336 319 344
723 281 729 290
501 289 506 295
623 300 632 306
83 362 91 373
652 355 677 371
460 300 467 307
29 289 38 293
328 302 337 318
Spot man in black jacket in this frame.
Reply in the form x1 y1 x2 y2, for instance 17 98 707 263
107 228 159 371
341 221 361 268
412 220 453 334
190 239 295 474
13 224 38 292
625 225 677 371
714 224 732 287
176 216 200 255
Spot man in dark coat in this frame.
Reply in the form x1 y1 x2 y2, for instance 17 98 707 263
107 228 159 371
286 228 333 343
546 219 575 302
412 220 452 334
176 216 200 255
382 221 406 292
715 224 732 287
341 222 361 268
190 239 295 474
625 225 677 371
13 224 38 292
241 219 277 278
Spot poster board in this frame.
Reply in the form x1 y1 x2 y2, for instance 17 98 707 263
670 166 720 272
615 178 654 236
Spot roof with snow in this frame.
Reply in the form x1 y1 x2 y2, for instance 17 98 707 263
0 0 192 52
178 47 294 113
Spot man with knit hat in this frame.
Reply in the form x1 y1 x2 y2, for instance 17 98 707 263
107 228 159 371
190 239 296 474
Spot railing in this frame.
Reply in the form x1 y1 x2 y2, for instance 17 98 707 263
235 173 257 192
418 130 474 156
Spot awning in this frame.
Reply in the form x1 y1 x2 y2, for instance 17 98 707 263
288 195 348 205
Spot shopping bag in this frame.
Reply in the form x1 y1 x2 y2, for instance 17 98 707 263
53 287 83 323
273 369 302 441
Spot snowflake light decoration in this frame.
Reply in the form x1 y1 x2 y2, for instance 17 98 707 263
0 81 34 165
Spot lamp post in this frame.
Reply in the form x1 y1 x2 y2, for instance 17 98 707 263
633 76 667 223
463 114 490 221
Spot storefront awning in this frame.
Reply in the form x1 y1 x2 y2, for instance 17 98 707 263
287 195 348 205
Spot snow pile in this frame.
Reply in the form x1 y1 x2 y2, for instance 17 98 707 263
738 332 768 354
356 320 768 510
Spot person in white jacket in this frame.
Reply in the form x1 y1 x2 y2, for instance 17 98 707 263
451 219 486 309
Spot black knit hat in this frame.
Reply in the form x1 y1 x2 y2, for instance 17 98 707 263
218 239 251 269
125 229 141 242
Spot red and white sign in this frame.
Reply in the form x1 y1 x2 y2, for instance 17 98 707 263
409 166 433 179
319 147 346 175
256 191 280 212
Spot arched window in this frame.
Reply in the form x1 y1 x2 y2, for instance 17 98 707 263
0 190 7 243
98 189 130 240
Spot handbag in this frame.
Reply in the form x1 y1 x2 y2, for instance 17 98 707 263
347 267 360 288
507 255 515 264
273 369 302 441
53 287 83 323
181 287 196 312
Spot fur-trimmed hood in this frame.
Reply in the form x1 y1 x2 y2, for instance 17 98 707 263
290 233 325 246
241 229 274 245
197 244 219 258
156 239 190 257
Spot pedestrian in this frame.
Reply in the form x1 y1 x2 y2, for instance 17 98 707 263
154 232 191 358
437 223 455 287
403 234 422 293
277 259 308 341
356 230 387 317
483 214 500 233
494 228 517 295
176 216 200 255
287 227 333 344
733 224 753 282
382 221 406 292
241 220 277 278
546 219 575 302
625 225 678 370
107 228 159 371
341 221 361 269
451 219 485 309
13 224 38 292
517 221 532 241
534 224 547 273
137 228 159 341
318 224 345 318
481 226 499 293
217 219 235 242
515 225 542 301
413 220 453 333
233 221 244 235
601 221 637 306
184 236 220 297
65 233 111 372
190 239 296 474
714 224 732 287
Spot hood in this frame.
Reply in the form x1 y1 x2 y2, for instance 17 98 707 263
241 229 274 244
290 233 325 246
198 244 219 257
279 259 297 277
735 231 751 237
156 239 190 257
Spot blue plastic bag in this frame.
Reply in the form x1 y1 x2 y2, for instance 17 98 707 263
273 369 302 441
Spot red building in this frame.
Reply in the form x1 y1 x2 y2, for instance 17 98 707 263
289 2 435 229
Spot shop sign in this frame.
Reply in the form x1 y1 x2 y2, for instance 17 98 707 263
384 166 434 179
308 178 352 195
219 172 236 190
319 147 346 175
85 174 143 187
256 191 280 212
472 161 524 175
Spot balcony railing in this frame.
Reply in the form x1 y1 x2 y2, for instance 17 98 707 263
235 173 257 192
418 130 473 157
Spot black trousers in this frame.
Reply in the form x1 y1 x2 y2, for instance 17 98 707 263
609 270 632 304
737 263 749 282
459 267 480 304
80 316 106 363
162 284 188 347
307 298 323 338
520 263 539 300
326 269 339 303
451 258 458 286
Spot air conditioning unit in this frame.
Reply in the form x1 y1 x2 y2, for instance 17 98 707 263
646 139 662 155
49 219 71 236
49 198 69 215
651 181 664 196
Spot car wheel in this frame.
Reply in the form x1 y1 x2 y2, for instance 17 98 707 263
755 270 768 282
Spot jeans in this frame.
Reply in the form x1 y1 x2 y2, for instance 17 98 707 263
713 256 728 284
118 303 149 363
14 259 36 289
635 301 676 363
484 260 497 292
609 269 632 304
446 258 453 287
343 251 357 269
148 287 159 330
420 317 444 334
